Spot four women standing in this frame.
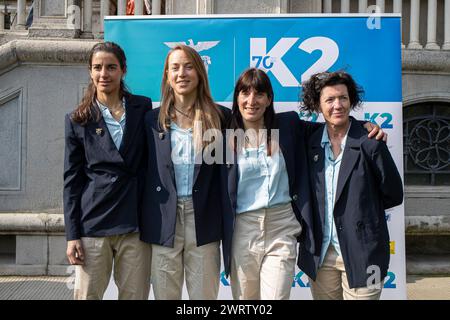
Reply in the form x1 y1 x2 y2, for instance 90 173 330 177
64 41 401 300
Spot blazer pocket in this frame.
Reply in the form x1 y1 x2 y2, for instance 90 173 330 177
362 222 381 242
93 175 121 193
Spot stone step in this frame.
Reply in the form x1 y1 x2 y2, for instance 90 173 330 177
406 254 450 275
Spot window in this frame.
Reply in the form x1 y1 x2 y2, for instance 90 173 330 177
403 102 450 185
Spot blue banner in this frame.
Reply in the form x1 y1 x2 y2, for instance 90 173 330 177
105 15 401 104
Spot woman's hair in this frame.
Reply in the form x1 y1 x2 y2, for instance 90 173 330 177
230 68 276 155
300 71 364 114
71 42 129 125
159 44 222 148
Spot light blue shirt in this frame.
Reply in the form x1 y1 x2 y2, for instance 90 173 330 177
319 124 350 265
236 143 291 214
97 98 126 150
170 122 195 197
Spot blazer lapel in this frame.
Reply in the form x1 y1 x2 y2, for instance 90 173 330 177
278 128 295 190
193 162 202 187
88 117 124 163
309 131 326 228
227 151 238 213
335 121 361 204
119 95 141 156
155 127 176 186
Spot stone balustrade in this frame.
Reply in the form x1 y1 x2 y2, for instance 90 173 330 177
0 1 448 50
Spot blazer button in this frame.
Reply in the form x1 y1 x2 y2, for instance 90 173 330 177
111 177 117 183
292 194 298 201
338 225 343 231
156 186 161 192
194 189 199 193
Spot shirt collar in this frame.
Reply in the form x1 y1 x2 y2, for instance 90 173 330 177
320 121 351 150
96 97 126 112
170 121 193 133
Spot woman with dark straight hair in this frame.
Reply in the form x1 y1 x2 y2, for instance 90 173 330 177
64 41 152 300
222 68 318 299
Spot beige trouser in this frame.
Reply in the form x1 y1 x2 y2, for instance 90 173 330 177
74 232 152 300
151 197 220 300
309 245 383 300
230 203 302 300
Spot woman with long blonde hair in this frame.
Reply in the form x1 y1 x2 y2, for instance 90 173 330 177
140 44 230 299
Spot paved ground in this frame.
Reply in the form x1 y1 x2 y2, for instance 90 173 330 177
407 275 450 300
0 275 448 300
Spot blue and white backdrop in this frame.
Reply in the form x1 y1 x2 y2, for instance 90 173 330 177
104 14 405 300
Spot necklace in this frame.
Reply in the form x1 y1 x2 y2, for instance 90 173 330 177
97 99 124 116
173 105 193 120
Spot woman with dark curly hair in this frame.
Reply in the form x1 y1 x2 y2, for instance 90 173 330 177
300 71 403 300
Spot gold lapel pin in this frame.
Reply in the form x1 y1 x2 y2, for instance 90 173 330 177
313 154 319 162
159 132 165 140
96 128 103 135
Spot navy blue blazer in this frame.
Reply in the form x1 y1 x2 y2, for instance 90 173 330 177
63 94 152 241
304 120 403 288
139 106 231 247
221 111 320 277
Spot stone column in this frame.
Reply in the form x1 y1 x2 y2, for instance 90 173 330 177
82 0 93 38
425 0 439 49
0 10 4 31
393 0 404 48
393 0 402 13
358 0 368 13
117 0 126 15
135 0 144 15
323 0 332 13
376 0 385 13
278 0 289 13
443 0 450 50
408 0 423 49
196 0 214 14
16 0 27 30
341 0 350 13
100 0 110 32
153 0 161 14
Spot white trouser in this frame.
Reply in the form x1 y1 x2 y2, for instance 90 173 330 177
151 197 220 300
74 232 152 300
309 245 383 300
231 202 302 300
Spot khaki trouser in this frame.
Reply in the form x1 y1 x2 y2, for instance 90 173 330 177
74 232 152 300
151 197 220 300
230 202 302 300
309 245 383 300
